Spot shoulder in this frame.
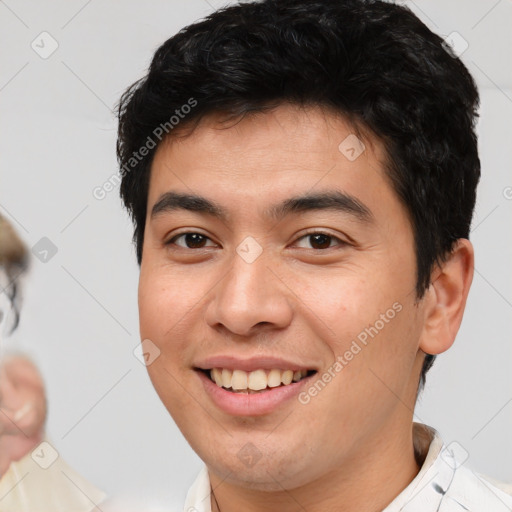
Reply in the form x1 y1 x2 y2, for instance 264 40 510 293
389 424 512 512
444 464 512 511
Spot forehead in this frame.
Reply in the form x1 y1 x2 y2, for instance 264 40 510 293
147 104 401 225
154 104 383 167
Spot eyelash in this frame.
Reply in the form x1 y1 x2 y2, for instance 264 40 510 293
165 230 347 250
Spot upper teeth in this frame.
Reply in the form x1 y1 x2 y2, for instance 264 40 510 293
210 368 309 391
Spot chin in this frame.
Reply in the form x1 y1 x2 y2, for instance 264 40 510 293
199 439 320 492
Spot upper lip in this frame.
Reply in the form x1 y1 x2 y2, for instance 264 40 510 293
194 355 318 373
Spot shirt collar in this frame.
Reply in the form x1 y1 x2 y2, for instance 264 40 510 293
183 423 512 512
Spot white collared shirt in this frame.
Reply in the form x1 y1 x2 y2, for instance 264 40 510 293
183 424 512 512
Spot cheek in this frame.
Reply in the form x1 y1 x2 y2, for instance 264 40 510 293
298 263 420 392
293 267 396 347
138 263 204 339
137 266 198 416
339 300 422 414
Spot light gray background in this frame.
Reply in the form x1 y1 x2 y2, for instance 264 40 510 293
1 0 511 509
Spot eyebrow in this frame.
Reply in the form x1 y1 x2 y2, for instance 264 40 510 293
151 191 373 223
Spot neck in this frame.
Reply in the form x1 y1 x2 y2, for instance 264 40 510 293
209 422 422 512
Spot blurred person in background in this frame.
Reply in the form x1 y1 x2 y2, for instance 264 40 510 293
0 212 106 511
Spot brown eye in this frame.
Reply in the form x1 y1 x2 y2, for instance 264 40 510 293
309 233 332 249
295 232 344 250
168 232 215 249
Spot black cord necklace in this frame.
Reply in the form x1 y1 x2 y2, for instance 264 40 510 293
211 484 221 512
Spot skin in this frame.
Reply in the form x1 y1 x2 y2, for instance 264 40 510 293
138 104 474 512
0 355 46 476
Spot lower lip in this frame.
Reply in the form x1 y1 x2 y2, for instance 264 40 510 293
196 370 312 416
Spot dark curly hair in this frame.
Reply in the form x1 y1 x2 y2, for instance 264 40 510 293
117 0 480 391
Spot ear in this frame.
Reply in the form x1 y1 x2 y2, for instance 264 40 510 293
419 239 474 355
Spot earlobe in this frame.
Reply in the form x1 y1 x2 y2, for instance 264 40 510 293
419 239 474 356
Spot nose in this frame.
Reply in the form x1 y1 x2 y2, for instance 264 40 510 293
204 249 294 337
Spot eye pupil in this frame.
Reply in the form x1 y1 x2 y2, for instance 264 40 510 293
185 233 206 248
310 234 331 249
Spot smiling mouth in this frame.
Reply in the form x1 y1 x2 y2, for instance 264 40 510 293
198 368 317 394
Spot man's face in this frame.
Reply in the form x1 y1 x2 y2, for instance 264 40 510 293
138 105 428 490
